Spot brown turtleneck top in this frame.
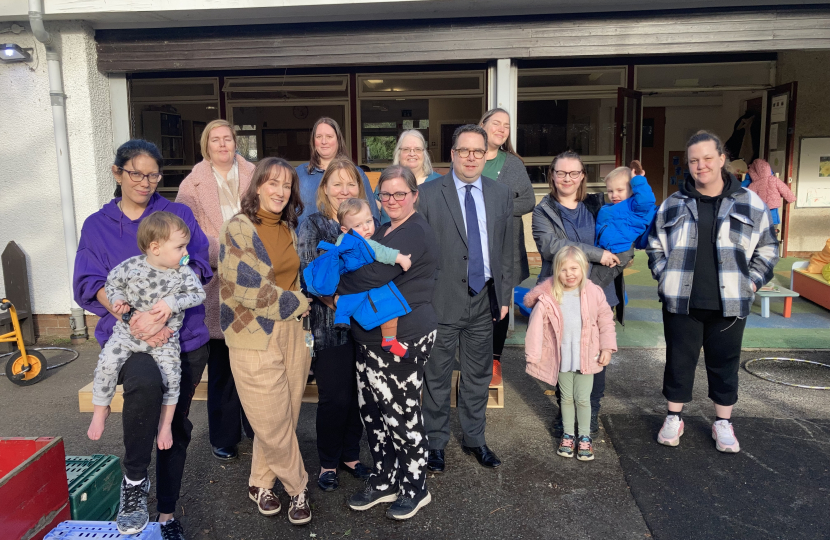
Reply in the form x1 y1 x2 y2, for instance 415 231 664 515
254 208 300 291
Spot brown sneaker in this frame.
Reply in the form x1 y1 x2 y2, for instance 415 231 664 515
288 487 312 525
248 486 281 516
490 358 503 386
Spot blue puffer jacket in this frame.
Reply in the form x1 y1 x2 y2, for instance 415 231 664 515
302 231 412 331
595 175 657 252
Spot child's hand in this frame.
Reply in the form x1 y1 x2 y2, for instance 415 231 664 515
397 253 412 271
598 349 612 366
149 300 173 323
112 300 131 315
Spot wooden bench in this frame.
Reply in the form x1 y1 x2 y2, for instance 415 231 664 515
755 286 799 318
791 260 830 311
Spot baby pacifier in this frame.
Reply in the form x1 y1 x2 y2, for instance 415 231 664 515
179 255 190 266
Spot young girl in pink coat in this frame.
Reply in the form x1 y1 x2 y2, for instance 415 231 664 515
524 246 617 461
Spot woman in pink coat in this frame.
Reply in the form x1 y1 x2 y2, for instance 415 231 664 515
524 246 617 461
176 119 255 460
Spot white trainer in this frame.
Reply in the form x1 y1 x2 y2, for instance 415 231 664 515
712 420 741 453
657 415 684 446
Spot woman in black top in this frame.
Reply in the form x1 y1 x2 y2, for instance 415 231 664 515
338 165 439 521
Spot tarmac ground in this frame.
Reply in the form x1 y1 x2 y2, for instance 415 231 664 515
1 341 828 540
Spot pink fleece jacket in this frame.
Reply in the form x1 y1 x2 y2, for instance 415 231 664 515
523 277 617 386
747 159 795 210
176 155 255 339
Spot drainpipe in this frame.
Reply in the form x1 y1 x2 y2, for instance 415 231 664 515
29 0 87 343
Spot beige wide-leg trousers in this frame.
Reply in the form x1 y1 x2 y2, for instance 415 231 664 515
229 320 311 496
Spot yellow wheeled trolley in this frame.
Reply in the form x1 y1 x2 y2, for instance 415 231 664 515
1 298 47 386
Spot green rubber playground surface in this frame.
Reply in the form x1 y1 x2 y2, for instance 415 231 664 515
508 254 830 350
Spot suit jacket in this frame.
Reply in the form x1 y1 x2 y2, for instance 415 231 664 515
418 171 513 325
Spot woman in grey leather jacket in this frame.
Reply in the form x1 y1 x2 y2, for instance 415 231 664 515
531 150 627 439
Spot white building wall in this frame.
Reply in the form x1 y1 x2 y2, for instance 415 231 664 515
0 22 112 314
777 51 830 254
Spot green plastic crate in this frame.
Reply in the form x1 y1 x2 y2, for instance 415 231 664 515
65 454 121 521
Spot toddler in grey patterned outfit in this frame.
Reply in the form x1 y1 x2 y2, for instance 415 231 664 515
87 212 205 450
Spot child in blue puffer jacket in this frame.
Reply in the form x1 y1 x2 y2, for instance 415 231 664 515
590 161 657 288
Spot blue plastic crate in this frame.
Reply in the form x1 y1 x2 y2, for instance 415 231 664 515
45 521 162 540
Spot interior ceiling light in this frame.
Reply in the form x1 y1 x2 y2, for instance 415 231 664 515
1 43 32 63
366 79 384 84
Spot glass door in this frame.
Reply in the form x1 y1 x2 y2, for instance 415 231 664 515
764 82 797 255
615 88 643 168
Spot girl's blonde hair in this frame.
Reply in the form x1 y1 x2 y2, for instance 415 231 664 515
551 246 589 304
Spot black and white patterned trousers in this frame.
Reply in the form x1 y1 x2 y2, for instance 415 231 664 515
355 330 436 498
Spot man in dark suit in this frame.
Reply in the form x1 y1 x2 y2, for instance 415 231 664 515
418 124 513 471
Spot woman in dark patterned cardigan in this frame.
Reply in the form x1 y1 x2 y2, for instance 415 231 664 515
297 158 372 493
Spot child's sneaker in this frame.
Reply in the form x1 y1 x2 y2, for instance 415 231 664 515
657 415 684 446
712 420 740 453
556 434 575 457
576 435 594 461
381 337 409 358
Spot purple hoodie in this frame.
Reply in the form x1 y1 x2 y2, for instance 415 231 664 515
73 193 212 351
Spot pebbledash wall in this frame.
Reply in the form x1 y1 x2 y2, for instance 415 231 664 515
0 22 113 336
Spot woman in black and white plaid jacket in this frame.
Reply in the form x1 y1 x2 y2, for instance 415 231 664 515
647 130 779 455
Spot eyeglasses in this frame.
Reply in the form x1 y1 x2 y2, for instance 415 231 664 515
454 148 486 159
401 147 424 155
553 170 584 180
376 191 414 202
119 167 163 184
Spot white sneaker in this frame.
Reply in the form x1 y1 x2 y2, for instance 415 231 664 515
657 415 684 446
712 420 740 453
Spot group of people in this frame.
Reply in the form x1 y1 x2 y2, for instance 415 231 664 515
73 107 779 538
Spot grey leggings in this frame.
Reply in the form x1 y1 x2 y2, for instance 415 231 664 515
559 371 594 437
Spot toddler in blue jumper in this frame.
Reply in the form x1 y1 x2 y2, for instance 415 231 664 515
590 161 657 288
336 198 412 358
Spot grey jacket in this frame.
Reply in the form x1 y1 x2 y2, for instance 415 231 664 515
418 172 514 325
486 153 536 287
532 192 626 324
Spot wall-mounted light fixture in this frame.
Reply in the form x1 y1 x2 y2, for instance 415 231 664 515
1 43 32 63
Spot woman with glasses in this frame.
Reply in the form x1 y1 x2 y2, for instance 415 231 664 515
74 139 211 539
478 108 536 385
176 119 254 463
340 165 440 521
297 158 372 494
376 130 442 224
531 150 624 442
296 117 378 225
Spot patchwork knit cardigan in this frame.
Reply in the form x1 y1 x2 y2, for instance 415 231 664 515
218 214 309 351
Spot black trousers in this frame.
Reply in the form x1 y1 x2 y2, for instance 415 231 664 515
207 339 253 447
662 307 747 406
119 344 208 514
314 340 363 469
492 315 509 358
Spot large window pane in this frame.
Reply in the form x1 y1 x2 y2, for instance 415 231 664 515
517 98 616 158
230 105 347 163
359 97 482 165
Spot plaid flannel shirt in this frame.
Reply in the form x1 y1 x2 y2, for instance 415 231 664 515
647 187 779 317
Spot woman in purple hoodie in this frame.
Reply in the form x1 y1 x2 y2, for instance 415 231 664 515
74 140 211 539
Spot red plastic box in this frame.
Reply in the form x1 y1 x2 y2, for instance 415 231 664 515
0 437 71 540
